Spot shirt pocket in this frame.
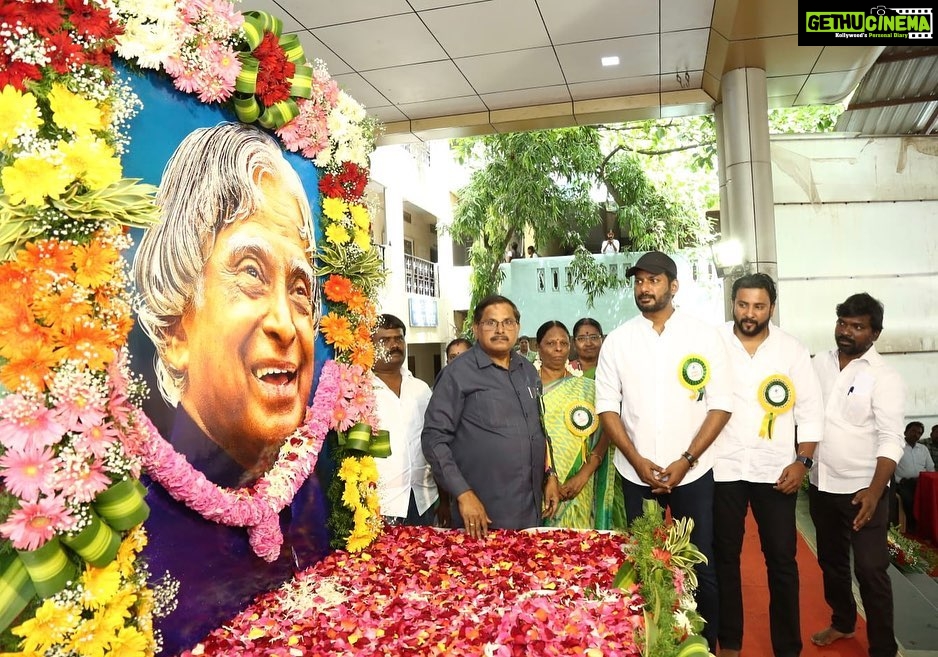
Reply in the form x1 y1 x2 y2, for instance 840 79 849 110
842 393 872 425
466 389 521 431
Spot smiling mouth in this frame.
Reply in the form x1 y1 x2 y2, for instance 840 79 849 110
254 366 298 387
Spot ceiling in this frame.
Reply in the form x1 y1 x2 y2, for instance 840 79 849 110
244 0 886 143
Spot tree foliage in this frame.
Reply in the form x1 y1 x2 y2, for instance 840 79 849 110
449 104 845 312
450 127 705 312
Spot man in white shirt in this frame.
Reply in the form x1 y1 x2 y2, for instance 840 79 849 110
809 293 905 657
712 273 824 657
895 421 935 532
600 229 620 254
595 250 732 651
372 314 438 526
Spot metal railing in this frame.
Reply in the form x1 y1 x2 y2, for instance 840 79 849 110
404 253 438 297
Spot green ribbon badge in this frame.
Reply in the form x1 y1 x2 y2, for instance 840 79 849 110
678 354 710 401
234 10 314 129
338 422 392 458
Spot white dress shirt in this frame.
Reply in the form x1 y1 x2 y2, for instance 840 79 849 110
601 239 620 254
713 322 825 483
810 345 905 494
895 442 935 481
372 369 437 517
595 308 733 485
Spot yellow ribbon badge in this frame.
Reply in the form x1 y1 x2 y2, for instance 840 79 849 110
757 374 795 439
679 354 710 401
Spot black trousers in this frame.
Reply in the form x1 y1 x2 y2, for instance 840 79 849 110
623 471 718 651
808 485 897 657
714 481 801 657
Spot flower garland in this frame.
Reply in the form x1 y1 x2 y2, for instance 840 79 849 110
336 455 381 553
533 358 584 378
1 0 385 651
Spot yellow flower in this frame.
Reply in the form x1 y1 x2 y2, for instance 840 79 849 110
13 597 78 651
109 625 150 657
1 154 74 206
66 614 110 657
59 134 122 190
349 203 370 230
359 456 379 481
81 561 123 609
353 228 371 251
338 457 360 483
322 196 348 222
325 222 351 245
347 531 373 553
48 83 106 136
0 86 42 148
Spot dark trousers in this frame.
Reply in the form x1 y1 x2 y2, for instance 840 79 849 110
623 471 718 651
808 485 897 657
714 481 801 657
896 478 918 531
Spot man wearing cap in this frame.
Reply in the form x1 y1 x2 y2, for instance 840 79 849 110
595 250 733 651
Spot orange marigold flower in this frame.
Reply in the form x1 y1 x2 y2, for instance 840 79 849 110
31 282 93 331
345 290 373 316
16 238 74 278
0 340 58 392
319 312 355 351
323 274 355 303
0 302 52 359
56 319 114 370
350 341 375 370
0 259 35 300
71 239 117 290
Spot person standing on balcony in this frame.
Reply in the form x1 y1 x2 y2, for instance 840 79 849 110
371 314 438 527
713 273 824 657
423 295 560 536
595 250 732 651
809 293 904 657
600 229 620 254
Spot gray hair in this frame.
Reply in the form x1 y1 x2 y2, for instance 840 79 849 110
133 122 317 405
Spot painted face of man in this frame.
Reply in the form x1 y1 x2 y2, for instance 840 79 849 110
167 173 315 467
733 287 774 337
834 314 879 357
633 270 676 314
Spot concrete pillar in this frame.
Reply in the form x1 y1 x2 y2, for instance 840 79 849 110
714 67 779 318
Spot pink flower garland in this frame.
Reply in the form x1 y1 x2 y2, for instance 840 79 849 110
118 360 343 562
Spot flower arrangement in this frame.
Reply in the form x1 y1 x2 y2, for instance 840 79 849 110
888 526 938 576
187 507 709 656
533 358 584 378
1 0 385 652
613 499 710 656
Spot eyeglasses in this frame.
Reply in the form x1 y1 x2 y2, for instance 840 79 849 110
575 334 603 344
541 340 570 350
478 318 518 331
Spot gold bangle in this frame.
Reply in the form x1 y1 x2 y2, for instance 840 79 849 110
587 452 602 463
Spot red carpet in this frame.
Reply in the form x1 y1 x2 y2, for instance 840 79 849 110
739 511 870 657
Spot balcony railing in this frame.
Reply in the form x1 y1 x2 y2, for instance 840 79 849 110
405 253 438 297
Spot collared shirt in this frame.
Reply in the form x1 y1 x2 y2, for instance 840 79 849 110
810 345 905 494
601 239 619 254
713 322 825 483
595 308 733 485
372 368 437 517
895 442 935 481
422 343 547 529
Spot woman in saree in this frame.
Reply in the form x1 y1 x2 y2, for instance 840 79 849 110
569 317 603 376
536 320 617 529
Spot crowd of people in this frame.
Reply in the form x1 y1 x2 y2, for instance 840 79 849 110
373 249 917 657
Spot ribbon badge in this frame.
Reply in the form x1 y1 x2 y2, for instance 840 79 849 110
679 354 710 401
234 11 314 130
757 374 795 440
564 402 599 439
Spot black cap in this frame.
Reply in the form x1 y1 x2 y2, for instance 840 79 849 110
625 251 677 279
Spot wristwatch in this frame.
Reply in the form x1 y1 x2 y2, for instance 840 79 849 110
795 454 814 469
681 451 698 468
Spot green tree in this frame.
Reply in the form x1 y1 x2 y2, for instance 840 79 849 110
449 127 705 313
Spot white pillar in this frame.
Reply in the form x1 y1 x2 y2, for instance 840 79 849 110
383 187 407 300
714 67 779 317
